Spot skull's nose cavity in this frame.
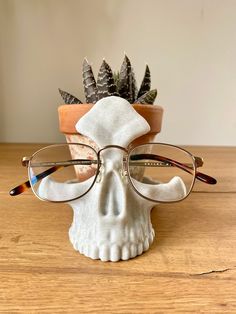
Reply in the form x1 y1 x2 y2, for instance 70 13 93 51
99 168 127 217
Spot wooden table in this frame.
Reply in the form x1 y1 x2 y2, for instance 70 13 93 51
0 144 235 313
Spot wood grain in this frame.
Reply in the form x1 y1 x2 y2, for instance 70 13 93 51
0 144 235 313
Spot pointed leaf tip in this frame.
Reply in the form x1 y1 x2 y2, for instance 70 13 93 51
135 89 157 105
58 89 82 104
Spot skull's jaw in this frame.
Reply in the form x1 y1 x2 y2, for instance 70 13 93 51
38 175 186 262
69 226 155 262
37 176 155 262
68 202 155 262
70 236 155 262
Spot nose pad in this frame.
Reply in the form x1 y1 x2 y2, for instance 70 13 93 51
96 164 105 183
96 164 127 184
119 168 128 181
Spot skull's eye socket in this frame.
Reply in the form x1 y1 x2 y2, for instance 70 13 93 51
29 144 98 202
128 144 196 202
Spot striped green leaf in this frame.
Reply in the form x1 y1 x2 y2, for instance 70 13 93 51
137 65 151 98
118 55 137 103
82 58 98 104
135 89 157 105
97 60 118 100
58 88 82 104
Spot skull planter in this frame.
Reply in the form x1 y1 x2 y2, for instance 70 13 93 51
38 96 187 261
9 95 210 261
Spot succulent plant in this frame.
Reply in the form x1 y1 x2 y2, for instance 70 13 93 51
59 55 157 105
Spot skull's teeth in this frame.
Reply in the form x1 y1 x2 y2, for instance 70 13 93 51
99 244 110 262
74 237 153 262
143 238 149 251
111 245 121 262
121 245 130 260
89 246 99 259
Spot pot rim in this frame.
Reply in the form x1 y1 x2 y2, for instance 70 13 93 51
58 103 164 134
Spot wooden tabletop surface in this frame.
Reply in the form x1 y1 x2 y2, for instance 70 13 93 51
0 143 235 313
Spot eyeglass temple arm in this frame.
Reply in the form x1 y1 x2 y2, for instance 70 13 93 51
130 154 217 185
9 158 98 196
9 153 217 197
9 164 64 196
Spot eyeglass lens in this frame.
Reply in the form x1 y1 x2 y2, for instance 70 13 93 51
29 144 98 202
128 144 196 202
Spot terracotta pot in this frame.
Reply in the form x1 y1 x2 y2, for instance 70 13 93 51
58 103 164 147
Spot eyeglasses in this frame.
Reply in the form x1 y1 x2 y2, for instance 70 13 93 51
9 143 217 203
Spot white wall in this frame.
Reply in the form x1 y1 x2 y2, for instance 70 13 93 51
0 0 235 145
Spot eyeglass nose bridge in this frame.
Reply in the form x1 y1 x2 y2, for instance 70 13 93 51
97 145 128 156
96 145 129 183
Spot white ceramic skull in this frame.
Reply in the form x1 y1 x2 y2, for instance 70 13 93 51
38 96 186 261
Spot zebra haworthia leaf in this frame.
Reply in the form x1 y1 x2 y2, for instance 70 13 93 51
97 60 118 100
82 58 98 104
59 88 82 104
137 65 151 98
118 55 137 103
135 89 157 105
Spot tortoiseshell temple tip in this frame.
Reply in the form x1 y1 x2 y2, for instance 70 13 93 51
9 188 19 196
9 181 31 196
196 172 217 185
209 177 217 185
